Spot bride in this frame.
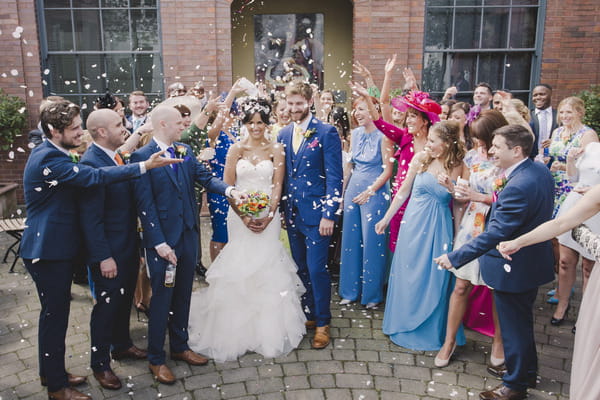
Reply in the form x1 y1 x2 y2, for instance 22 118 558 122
188 98 306 362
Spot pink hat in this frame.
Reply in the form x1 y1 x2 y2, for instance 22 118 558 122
391 91 441 125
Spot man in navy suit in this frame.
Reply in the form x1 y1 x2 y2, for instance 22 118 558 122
529 84 558 159
131 106 245 384
79 109 148 390
126 90 150 133
278 81 343 349
435 125 554 400
21 101 181 400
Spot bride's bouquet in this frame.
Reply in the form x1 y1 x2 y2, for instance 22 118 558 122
238 191 270 219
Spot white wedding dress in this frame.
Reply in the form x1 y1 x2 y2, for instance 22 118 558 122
188 159 306 363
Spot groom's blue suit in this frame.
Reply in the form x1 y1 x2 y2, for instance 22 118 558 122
448 158 554 391
131 139 229 365
279 116 343 327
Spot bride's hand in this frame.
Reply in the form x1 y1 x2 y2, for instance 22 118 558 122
247 215 273 233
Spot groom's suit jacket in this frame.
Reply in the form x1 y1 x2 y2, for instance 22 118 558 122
278 117 343 226
131 139 229 249
448 158 555 292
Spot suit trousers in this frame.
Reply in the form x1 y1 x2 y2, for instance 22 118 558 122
494 288 539 391
89 252 139 372
288 220 332 327
24 258 73 392
146 228 198 365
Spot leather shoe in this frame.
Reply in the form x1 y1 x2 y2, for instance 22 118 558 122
171 349 209 366
41 373 87 387
111 345 147 360
479 384 527 400
93 370 122 390
312 325 330 349
148 364 176 385
48 387 91 400
305 320 316 330
486 364 537 388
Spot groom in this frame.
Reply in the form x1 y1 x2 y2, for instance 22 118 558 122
278 81 343 349
435 125 554 400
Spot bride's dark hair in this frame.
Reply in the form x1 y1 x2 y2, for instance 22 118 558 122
241 98 272 125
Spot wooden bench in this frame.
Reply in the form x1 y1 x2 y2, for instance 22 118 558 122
0 217 26 272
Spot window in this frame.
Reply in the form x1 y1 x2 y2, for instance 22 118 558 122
423 0 543 103
38 0 164 112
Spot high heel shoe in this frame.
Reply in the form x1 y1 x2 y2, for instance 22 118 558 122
339 299 352 305
136 303 150 321
434 343 456 368
550 304 570 326
490 354 505 367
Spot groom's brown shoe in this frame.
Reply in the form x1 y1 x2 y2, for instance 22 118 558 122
48 387 91 400
305 320 316 330
312 325 330 349
41 373 87 387
171 350 209 366
149 364 176 385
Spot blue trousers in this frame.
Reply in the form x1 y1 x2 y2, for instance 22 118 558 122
287 220 332 327
339 193 388 304
146 229 197 365
25 259 73 392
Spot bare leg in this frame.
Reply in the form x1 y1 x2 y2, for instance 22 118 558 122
581 258 595 293
209 241 226 262
436 278 473 360
490 296 504 362
554 245 578 319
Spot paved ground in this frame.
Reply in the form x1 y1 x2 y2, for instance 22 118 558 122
0 218 575 399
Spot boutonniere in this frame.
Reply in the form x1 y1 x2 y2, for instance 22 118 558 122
307 138 320 149
491 175 507 202
118 150 131 164
175 145 187 158
69 150 80 163
303 128 316 139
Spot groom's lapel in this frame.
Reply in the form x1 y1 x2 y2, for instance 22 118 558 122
292 117 318 167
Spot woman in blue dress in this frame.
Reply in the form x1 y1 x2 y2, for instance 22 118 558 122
375 120 466 351
338 96 394 308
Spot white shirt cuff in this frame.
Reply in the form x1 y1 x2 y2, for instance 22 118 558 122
155 242 168 252
225 186 234 198
139 161 146 174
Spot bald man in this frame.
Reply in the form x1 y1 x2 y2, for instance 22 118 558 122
21 102 181 400
130 106 245 384
79 109 148 390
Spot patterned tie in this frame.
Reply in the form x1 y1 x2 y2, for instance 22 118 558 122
292 125 304 153
114 153 124 165
166 146 179 174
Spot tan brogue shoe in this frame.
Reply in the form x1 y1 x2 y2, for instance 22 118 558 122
312 325 330 349
47 387 91 400
93 370 122 390
148 364 176 385
41 373 87 387
305 320 317 330
171 349 209 366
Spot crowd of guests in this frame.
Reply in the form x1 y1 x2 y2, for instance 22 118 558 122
22 57 599 400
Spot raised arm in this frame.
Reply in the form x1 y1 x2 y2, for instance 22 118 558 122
380 54 397 123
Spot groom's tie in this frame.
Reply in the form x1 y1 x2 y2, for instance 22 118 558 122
292 125 304 153
166 146 179 175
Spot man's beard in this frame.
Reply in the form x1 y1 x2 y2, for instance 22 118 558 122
293 107 310 123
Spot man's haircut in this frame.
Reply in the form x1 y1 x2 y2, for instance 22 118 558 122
535 83 553 91
129 90 146 99
285 81 312 101
475 82 493 96
40 100 80 138
493 124 533 157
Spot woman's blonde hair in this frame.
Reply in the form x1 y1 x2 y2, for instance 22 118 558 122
557 96 585 119
418 120 466 173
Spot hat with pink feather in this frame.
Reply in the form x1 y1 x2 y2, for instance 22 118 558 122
391 91 441 124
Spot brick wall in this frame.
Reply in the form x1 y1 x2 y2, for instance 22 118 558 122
541 0 600 106
0 0 44 204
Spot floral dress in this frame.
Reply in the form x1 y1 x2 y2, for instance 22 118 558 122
548 126 587 217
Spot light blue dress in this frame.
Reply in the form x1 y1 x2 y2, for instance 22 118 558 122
382 172 465 350
339 127 389 305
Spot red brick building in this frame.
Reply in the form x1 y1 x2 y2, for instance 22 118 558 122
1 0 599 202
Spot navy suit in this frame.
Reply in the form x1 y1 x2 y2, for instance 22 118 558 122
278 117 343 326
131 139 228 365
126 114 147 133
79 144 140 372
448 159 554 391
529 108 558 159
21 140 142 392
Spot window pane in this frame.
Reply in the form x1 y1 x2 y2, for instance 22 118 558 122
425 8 452 50
134 54 162 93
74 0 99 7
45 10 74 51
79 54 106 94
428 0 452 5
505 53 532 90
102 0 129 6
454 8 481 49
477 53 504 89
130 0 157 7
510 7 537 48
106 54 134 94
456 0 482 5
74 10 102 51
451 54 477 92
484 0 511 5
131 9 158 51
44 0 70 7
513 0 539 4
103 9 131 51
423 53 447 93
48 55 79 93
481 8 509 48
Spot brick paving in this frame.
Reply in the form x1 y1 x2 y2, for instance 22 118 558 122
0 218 574 399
